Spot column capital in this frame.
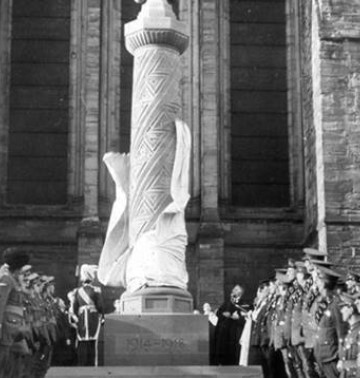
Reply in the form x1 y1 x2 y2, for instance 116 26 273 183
125 0 188 55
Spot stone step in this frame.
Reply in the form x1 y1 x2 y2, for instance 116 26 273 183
47 366 263 378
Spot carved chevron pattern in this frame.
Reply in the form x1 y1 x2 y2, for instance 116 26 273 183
129 47 181 245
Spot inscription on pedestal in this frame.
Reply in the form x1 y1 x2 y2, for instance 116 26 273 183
104 314 208 366
123 335 187 354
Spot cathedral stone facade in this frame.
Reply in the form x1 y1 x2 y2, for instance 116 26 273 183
0 0 360 308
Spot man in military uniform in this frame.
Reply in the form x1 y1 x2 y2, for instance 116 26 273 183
0 248 30 378
313 266 348 378
302 259 324 378
28 272 54 378
291 262 319 378
68 264 104 366
45 276 76 367
337 293 360 377
246 280 273 376
273 273 297 378
19 265 38 378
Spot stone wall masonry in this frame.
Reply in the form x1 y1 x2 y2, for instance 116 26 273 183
199 0 220 211
314 0 360 263
76 0 103 269
317 0 360 214
326 224 360 269
179 0 201 206
299 0 318 244
83 0 101 219
225 246 303 303
99 0 122 202
321 39 360 215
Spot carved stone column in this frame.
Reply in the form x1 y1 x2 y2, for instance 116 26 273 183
98 0 193 305
102 2 209 365
125 0 188 247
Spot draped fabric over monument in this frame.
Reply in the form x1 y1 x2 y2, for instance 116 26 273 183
98 0 191 294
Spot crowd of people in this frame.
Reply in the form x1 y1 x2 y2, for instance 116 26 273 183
2 245 360 378
0 248 104 378
203 248 360 378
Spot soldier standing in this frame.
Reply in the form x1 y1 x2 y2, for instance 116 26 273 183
0 248 30 378
313 266 348 378
29 273 53 378
68 264 104 366
345 272 360 296
273 275 297 378
264 276 287 378
302 261 322 378
246 280 272 376
337 293 360 378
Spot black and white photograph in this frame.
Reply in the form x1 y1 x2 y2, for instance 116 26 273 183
0 0 359 377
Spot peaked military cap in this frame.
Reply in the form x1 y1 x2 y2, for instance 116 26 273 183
310 259 334 268
287 258 296 268
21 264 32 274
295 261 309 275
259 279 270 286
339 292 360 307
276 272 293 285
303 248 327 259
43 275 55 285
316 265 342 281
27 272 40 283
345 270 360 282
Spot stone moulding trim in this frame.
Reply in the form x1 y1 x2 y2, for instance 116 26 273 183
125 29 189 55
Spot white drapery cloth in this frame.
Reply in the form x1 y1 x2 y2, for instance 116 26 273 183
97 120 191 292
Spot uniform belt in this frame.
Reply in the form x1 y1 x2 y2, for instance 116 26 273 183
5 304 24 316
79 304 97 314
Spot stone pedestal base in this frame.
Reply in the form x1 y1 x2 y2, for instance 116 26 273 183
104 313 208 366
120 287 193 314
48 366 264 377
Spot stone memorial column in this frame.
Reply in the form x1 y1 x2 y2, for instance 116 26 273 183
117 0 192 311
125 0 188 249
102 0 209 366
